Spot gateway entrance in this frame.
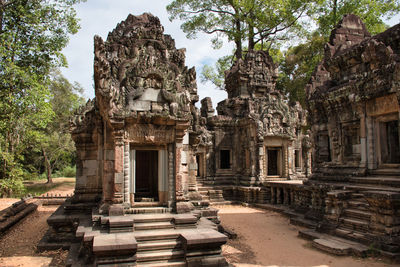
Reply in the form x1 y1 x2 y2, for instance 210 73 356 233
130 149 169 205
135 150 158 201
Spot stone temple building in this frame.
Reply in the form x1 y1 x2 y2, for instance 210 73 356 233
193 50 309 202
42 12 309 266
42 12 400 265
301 14 400 257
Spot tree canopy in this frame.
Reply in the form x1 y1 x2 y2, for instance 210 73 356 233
168 0 400 101
280 0 400 106
167 0 312 60
0 0 85 195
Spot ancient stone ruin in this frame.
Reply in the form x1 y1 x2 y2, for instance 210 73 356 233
302 14 400 256
40 12 400 265
43 14 228 266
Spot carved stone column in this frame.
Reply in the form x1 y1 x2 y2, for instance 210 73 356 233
366 116 377 169
174 120 190 204
123 142 130 206
168 144 175 208
113 133 124 204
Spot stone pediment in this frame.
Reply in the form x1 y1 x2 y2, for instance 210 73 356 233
94 13 197 123
225 50 278 98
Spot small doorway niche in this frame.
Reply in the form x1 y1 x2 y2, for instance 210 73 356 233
294 150 301 168
380 120 400 164
220 150 231 169
267 148 281 176
135 150 158 201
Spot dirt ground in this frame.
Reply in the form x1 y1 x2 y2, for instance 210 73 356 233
218 205 397 267
0 178 74 267
0 182 397 267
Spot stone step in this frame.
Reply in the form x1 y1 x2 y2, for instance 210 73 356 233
340 217 369 231
334 227 371 245
198 186 213 191
351 193 365 198
312 237 369 257
132 202 162 208
137 240 181 252
347 200 369 210
300 229 369 257
137 249 184 262
135 221 174 231
131 214 173 223
369 169 400 177
126 207 171 214
343 208 371 221
137 260 186 267
135 229 180 242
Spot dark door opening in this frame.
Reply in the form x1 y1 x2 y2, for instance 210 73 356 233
383 120 400 164
268 149 278 175
295 150 300 168
135 150 158 201
220 150 230 169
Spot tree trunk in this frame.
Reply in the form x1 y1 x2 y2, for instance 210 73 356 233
248 25 255 50
234 19 242 60
333 0 337 25
43 148 52 184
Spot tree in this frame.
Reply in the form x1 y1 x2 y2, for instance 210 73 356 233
0 0 84 193
314 0 400 36
37 70 85 183
167 0 312 60
280 0 400 106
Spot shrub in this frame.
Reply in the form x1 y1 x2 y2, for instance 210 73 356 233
0 178 26 197
54 165 76 178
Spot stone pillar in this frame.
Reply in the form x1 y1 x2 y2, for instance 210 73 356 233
168 144 175 208
112 134 124 204
257 143 264 182
175 141 184 202
277 187 282 204
284 188 289 205
283 144 289 178
271 186 276 204
123 142 130 206
366 117 377 169
287 143 293 177
175 122 190 204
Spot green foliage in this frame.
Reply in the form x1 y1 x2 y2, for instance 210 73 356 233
0 177 25 197
0 0 84 191
54 165 76 178
34 70 85 183
277 32 325 106
279 0 400 106
167 0 313 59
200 43 282 89
313 0 400 36
201 55 234 89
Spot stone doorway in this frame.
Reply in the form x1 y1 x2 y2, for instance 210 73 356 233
267 148 281 176
135 150 159 201
380 120 400 164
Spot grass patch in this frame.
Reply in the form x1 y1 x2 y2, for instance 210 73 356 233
12 177 76 198
22 183 62 197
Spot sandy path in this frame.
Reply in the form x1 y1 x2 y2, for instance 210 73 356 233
0 178 74 266
218 205 396 267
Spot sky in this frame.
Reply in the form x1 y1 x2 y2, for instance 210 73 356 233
61 0 400 107
61 0 231 107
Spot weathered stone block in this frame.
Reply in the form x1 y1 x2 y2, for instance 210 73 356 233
108 204 124 216
92 232 137 255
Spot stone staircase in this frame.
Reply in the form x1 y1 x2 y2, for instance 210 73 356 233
196 177 230 205
334 192 372 244
134 215 185 267
69 205 228 266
